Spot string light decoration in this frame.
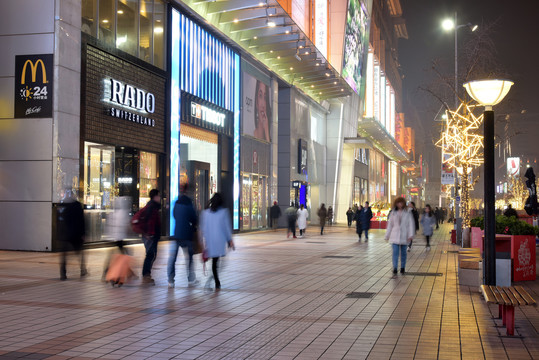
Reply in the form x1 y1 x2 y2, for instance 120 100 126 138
436 101 485 227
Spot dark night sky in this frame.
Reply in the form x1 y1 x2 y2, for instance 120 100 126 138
399 0 539 165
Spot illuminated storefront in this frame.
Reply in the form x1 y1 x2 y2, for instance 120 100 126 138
169 8 241 232
80 35 167 242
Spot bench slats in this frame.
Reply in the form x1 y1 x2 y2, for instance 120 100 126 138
490 286 508 305
493 286 512 306
499 286 519 307
514 286 537 306
480 285 497 304
507 287 526 306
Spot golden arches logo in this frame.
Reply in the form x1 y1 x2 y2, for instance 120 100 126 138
21 59 47 85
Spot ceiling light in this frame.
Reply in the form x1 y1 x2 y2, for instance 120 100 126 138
316 63 320 66
304 51 309 55
285 30 290 34
253 36 258 40
277 56 281 59
233 18 239 23
270 50 273 53
311 85 314 88
117 10 124 14
290 67 294 70
259 2 264 6
267 20 276 27
299 45 303 49
325 73 330 77
333 81 337 84
319 92 322 95
102 19 109 23
341 89 344 91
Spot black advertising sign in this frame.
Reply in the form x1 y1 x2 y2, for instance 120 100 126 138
14 54 53 118
298 138 308 175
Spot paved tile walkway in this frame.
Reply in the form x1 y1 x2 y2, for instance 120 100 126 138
0 224 538 359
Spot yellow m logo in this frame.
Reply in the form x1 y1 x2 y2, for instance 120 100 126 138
21 59 47 85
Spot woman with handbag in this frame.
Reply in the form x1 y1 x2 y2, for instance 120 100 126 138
200 193 234 290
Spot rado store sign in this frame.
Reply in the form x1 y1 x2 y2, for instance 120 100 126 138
104 78 156 127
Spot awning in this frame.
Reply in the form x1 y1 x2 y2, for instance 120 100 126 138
175 0 352 101
357 118 409 162
343 137 374 149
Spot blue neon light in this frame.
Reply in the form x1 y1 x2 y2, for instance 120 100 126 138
170 8 241 231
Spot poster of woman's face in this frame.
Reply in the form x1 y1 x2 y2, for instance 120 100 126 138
243 73 271 142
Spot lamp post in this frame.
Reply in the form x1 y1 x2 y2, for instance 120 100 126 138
442 13 478 245
464 79 514 286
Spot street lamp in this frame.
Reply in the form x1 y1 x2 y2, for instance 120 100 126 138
442 13 478 246
464 79 514 286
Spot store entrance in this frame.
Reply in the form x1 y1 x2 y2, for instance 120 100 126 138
188 161 210 212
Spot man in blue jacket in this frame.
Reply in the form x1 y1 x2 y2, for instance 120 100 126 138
168 183 198 288
358 201 373 242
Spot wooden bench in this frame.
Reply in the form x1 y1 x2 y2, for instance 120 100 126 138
480 285 537 336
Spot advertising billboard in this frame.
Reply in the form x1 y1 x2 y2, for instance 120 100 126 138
342 0 370 94
441 153 455 185
14 54 53 118
507 157 520 177
242 72 272 142
314 0 328 58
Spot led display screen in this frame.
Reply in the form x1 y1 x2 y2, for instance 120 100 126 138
342 0 370 94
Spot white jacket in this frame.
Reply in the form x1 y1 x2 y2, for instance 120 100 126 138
297 209 309 229
200 207 232 258
385 209 415 245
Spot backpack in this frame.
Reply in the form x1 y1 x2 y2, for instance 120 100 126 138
131 204 149 234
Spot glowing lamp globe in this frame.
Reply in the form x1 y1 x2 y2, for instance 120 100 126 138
463 79 514 109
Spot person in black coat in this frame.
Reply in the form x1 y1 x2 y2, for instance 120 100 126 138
407 202 419 251
357 202 373 241
346 207 354 227
57 190 87 280
503 204 518 218
270 201 282 230
168 183 198 288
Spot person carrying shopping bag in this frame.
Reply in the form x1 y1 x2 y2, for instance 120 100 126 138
385 197 415 274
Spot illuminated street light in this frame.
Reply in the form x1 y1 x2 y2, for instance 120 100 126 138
442 19 455 31
464 79 513 286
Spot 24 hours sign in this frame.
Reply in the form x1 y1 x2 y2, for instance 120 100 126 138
14 54 53 118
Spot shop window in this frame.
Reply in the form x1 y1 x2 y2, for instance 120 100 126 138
241 173 268 230
98 0 116 47
82 0 166 69
84 142 115 210
139 151 158 209
82 0 97 37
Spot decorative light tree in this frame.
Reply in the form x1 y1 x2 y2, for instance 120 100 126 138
436 101 484 227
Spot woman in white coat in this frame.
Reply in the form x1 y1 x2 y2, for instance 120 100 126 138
385 197 415 274
200 193 234 289
297 204 309 237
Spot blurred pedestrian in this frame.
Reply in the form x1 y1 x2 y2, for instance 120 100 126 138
354 205 364 241
385 197 415 274
421 205 436 249
140 189 161 284
434 207 441 229
103 196 132 281
270 201 281 230
168 183 198 288
297 204 309 237
357 201 373 241
57 189 87 280
327 206 334 226
318 204 327 235
200 193 234 290
285 203 297 239
346 207 354 227
503 204 518 218
407 201 419 251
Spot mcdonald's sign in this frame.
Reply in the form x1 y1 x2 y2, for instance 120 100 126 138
14 54 53 118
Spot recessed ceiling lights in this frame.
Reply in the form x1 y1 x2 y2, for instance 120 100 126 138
270 50 273 53
267 20 276 27
117 10 124 14
233 18 239 23
102 19 109 23
304 51 309 55
277 56 281 59
311 85 314 88
290 67 293 70
285 30 290 34
325 73 330 77
253 36 258 39
316 63 320 66
333 81 337 84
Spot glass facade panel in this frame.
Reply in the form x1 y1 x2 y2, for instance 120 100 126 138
117 0 138 56
82 0 166 69
139 0 153 63
153 0 166 69
139 151 158 209
98 0 116 47
82 0 97 37
84 142 115 210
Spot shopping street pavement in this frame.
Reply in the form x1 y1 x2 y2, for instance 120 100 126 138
0 223 538 360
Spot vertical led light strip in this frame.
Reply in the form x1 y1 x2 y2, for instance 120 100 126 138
233 53 241 229
390 91 395 137
170 8 181 235
365 51 374 118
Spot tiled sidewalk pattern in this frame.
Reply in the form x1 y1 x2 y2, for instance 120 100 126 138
0 224 538 359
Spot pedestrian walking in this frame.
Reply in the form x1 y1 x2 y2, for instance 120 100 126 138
168 183 198 288
318 204 328 235
285 203 298 238
421 205 436 249
327 206 334 226
407 201 419 251
103 196 132 281
354 205 364 241
139 189 161 284
297 204 309 237
57 189 87 280
385 197 415 274
346 207 354 227
434 207 441 229
357 201 373 241
200 193 234 290
270 201 282 230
